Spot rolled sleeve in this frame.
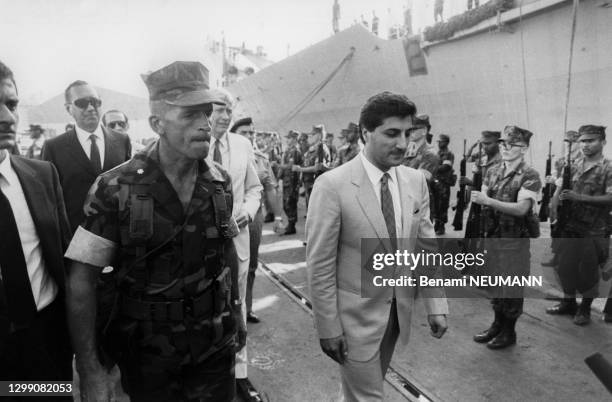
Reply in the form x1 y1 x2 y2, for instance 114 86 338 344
65 226 117 268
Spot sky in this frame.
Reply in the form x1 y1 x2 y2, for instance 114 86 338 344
0 0 469 104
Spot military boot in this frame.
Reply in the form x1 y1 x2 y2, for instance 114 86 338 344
546 298 578 315
487 317 517 349
264 212 275 223
473 311 503 343
281 222 296 235
434 220 445 235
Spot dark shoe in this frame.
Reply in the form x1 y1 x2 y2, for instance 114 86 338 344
541 256 558 267
603 313 612 323
573 310 591 326
487 317 517 349
281 224 296 235
487 330 517 349
473 312 503 343
247 312 260 323
546 301 577 315
236 378 260 401
264 213 274 223
435 227 445 235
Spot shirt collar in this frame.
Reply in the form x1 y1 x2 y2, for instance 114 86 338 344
0 149 15 186
75 123 103 143
212 132 229 148
359 151 398 186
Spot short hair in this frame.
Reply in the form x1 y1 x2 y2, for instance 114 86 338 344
0 60 17 94
64 80 89 103
359 92 416 140
102 109 129 126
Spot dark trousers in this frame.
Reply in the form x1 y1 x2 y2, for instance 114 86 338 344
304 181 314 209
0 298 73 401
558 235 603 297
434 184 450 224
282 186 299 224
247 208 264 314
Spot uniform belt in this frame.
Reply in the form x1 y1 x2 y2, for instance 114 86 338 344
120 292 214 321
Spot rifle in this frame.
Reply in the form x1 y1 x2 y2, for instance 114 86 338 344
465 143 484 239
452 139 467 230
555 139 573 232
538 141 554 222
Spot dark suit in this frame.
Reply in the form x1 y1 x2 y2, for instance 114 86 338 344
0 156 73 399
42 127 131 232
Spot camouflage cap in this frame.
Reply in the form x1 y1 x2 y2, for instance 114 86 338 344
564 130 580 142
325 132 334 139
347 122 359 133
141 61 223 106
413 114 431 129
338 129 348 138
502 125 533 145
438 134 450 142
578 125 606 140
285 130 300 139
298 132 309 142
481 130 501 140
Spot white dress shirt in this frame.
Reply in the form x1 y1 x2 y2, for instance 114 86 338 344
75 124 105 166
0 150 57 311
359 152 403 237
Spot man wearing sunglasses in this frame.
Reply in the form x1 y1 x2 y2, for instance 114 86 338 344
102 109 130 135
42 81 131 233
65 61 244 401
471 125 541 349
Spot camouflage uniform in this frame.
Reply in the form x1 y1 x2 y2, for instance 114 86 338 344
434 147 455 230
334 143 360 167
247 150 276 314
556 156 612 298
404 143 440 221
484 160 541 317
279 144 303 225
66 142 239 401
302 142 331 208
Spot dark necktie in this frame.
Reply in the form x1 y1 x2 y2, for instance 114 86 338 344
380 173 398 250
213 139 223 165
0 185 37 330
90 134 101 173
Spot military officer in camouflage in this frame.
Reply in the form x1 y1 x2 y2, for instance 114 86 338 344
294 124 331 208
471 126 541 349
65 61 245 401
403 114 440 222
434 133 455 234
278 130 303 235
546 125 612 325
333 122 361 168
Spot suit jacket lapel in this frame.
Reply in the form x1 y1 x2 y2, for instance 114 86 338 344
352 158 390 242
67 129 96 175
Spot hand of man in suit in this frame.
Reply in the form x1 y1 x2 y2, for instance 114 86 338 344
320 334 348 364
428 314 448 339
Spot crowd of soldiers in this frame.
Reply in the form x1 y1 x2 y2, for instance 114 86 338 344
1 53 612 402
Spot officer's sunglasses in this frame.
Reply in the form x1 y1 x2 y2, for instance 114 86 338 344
498 140 526 150
108 121 127 130
71 97 102 109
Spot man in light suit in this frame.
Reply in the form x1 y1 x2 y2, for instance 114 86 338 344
307 92 449 401
207 89 262 395
42 80 131 233
0 60 73 400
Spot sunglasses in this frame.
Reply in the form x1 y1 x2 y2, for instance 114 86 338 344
108 121 127 130
72 97 102 109
498 140 526 150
